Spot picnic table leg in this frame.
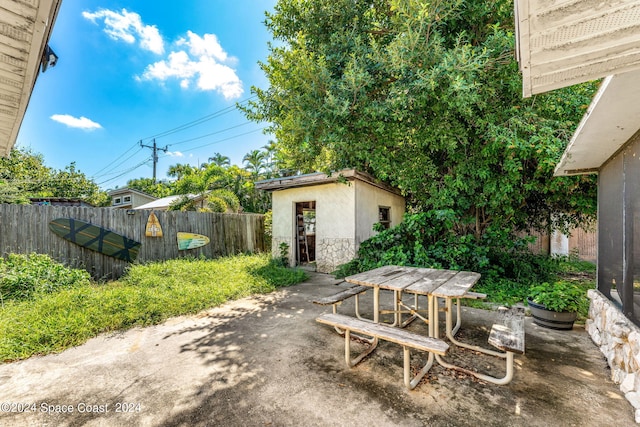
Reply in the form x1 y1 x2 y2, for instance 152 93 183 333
443 297 506 358
435 351 516 385
354 293 366 320
344 330 379 367
429 295 437 338
404 347 435 390
373 287 380 323
330 302 376 344
397 291 420 328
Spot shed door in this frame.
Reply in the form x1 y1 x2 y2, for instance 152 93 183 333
295 201 316 264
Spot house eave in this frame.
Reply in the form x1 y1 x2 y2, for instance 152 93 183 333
515 0 640 98
0 0 63 157
554 70 640 176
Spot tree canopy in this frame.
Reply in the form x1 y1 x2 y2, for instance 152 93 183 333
243 0 598 236
0 149 109 206
125 145 277 213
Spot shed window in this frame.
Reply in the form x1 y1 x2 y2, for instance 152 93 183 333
379 206 391 229
113 197 121 205
123 196 131 203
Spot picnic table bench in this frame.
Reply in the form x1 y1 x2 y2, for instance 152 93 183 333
316 313 449 390
312 284 368 314
436 305 525 385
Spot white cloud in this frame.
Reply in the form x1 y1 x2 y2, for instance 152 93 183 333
50 114 102 130
82 8 164 54
166 151 184 157
141 31 243 99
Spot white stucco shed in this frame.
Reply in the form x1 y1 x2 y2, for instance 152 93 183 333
256 169 405 273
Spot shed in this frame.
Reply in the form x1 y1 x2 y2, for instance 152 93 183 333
256 169 405 273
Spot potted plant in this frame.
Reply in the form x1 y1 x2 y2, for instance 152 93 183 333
527 280 588 330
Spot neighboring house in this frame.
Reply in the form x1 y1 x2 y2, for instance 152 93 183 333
134 194 206 211
256 169 405 273
515 1 640 421
108 188 157 209
30 197 94 207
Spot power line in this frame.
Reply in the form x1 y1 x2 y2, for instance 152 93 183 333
139 95 257 142
93 142 140 177
97 159 152 186
91 146 144 179
164 121 253 147
158 127 267 158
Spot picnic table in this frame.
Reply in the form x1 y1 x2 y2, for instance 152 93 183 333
344 265 481 337
316 265 525 387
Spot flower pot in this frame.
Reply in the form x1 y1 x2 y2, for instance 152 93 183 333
527 297 577 330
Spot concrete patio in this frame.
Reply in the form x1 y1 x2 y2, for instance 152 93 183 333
0 272 634 426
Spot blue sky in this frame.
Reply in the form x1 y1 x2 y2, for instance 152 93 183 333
16 0 277 191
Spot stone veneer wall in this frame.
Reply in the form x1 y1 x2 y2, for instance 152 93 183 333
587 289 640 423
315 238 356 273
271 236 295 267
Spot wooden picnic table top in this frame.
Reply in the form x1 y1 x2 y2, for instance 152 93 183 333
345 265 481 297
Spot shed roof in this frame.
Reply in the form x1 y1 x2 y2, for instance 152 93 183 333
0 0 62 157
255 169 402 195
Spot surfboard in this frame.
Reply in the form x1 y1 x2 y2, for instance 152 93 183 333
177 232 210 250
49 218 141 262
145 212 163 237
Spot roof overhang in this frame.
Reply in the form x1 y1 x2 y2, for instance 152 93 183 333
0 0 62 157
554 70 640 176
515 0 640 98
255 169 402 195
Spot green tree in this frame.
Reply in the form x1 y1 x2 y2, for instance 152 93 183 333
51 163 110 206
243 0 597 236
0 149 109 206
163 161 271 213
208 153 231 168
126 177 173 198
242 149 267 177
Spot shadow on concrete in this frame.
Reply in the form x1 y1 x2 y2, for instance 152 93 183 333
0 272 634 427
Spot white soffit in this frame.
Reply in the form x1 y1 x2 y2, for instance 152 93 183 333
554 69 640 176
0 0 62 157
516 0 640 97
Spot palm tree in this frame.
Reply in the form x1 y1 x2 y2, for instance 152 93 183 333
243 150 266 177
167 164 196 180
262 141 278 177
208 152 231 168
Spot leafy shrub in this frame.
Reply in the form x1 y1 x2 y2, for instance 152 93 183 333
528 280 589 313
0 253 90 302
334 210 556 286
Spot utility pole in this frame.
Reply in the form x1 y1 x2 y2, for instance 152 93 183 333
140 139 168 182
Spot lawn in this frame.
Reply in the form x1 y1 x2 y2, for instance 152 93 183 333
0 253 307 362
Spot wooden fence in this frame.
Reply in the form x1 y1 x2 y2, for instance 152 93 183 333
524 226 597 263
0 204 265 280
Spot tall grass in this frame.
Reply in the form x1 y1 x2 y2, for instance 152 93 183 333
0 254 307 362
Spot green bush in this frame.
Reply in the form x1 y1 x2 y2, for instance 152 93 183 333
528 280 589 314
0 253 90 302
334 210 556 285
